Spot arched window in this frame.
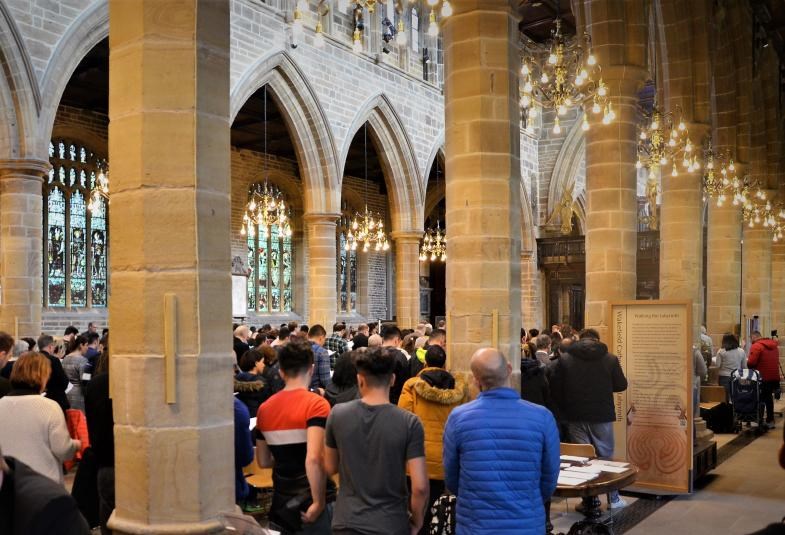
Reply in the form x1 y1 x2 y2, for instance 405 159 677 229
246 184 294 313
337 211 358 313
411 8 420 53
44 140 108 308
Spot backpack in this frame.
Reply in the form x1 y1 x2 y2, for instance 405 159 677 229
429 493 456 535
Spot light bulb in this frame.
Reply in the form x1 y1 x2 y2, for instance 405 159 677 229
540 73 549 84
548 53 557 65
557 104 567 116
314 21 325 48
672 166 678 177
668 138 676 147
592 102 601 114
523 81 533 93
565 97 572 106
660 156 668 165
640 131 647 140
521 63 530 75
352 29 362 53
650 120 658 130
521 95 531 107
587 52 597 66
575 76 584 86
678 121 686 131
441 0 452 17
582 117 589 131
427 11 438 36
598 85 607 97
635 161 643 170
553 118 561 134
427 0 437 5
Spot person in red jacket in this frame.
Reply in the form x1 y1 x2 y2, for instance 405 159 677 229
748 331 781 430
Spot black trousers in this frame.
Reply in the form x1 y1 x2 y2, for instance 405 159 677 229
761 380 780 423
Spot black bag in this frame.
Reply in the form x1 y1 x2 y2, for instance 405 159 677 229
429 493 456 535
70 447 99 528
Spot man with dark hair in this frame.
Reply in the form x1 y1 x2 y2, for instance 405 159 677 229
0 333 12 399
443 348 559 535
0 444 91 535
272 326 290 348
549 327 628 510
353 324 369 349
382 325 409 404
308 325 332 393
287 321 299 336
325 347 429 535
411 328 447 378
748 330 781 429
399 345 468 533
324 323 349 368
84 332 101 374
255 338 334 534
63 326 79 347
36 334 70 413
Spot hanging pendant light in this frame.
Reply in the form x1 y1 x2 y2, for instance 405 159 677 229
88 162 109 214
420 158 446 262
240 86 292 239
343 125 390 253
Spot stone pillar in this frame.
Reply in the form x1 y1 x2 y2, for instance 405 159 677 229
521 250 541 332
107 2 233 533
0 159 48 338
584 72 644 341
706 201 742 344
392 231 421 329
742 226 772 336
304 213 338 328
772 242 785 367
442 0 522 370
659 124 708 344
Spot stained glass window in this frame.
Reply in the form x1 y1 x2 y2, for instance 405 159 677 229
337 224 357 314
44 139 109 308
245 184 294 313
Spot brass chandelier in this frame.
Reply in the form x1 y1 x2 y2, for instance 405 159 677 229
419 221 446 262
520 17 614 134
636 106 696 179
240 182 293 239
342 125 390 253
87 165 109 214
239 85 293 240
702 142 737 207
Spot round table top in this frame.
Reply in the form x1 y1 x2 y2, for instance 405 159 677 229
554 464 639 499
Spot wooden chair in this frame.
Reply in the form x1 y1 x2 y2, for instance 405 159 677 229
243 459 273 489
700 385 727 410
560 442 597 458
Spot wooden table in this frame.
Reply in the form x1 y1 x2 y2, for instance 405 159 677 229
548 464 638 535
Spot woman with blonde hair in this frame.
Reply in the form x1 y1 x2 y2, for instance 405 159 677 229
0 352 80 484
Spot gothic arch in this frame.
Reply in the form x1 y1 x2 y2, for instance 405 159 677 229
423 146 445 222
38 1 108 158
0 2 40 158
231 50 339 215
340 94 423 234
547 115 585 224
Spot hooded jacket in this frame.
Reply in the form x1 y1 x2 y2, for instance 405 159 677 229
520 358 550 409
398 367 468 480
233 372 270 416
549 338 627 423
748 338 780 382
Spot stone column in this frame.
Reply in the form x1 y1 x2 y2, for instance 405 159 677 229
742 226 772 336
0 159 49 338
392 231 422 329
706 201 742 344
304 213 338 328
107 2 233 533
584 72 644 341
772 242 785 367
659 124 708 344
442 0 522 370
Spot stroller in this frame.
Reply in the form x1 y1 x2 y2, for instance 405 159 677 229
730 368 765 434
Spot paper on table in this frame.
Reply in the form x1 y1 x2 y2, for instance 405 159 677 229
591 460 629 468
560 463 572 469
565 465 604 474
596 465 629 474
558 470 598 482
560 455 590 463
557 474 589 486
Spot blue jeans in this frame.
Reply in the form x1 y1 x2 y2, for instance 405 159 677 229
566 422 620 503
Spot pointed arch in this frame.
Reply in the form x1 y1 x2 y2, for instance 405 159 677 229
37 1 108 157
231 50 339 215
0 2 40 158
547 115 585 222
340 93 423 233
423 145 445 222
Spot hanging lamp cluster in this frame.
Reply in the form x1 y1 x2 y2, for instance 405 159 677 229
520 17 614 135
636 106 696 179
239 86 293 240
340 125 390 253
701 141 737 207
419 221 446 261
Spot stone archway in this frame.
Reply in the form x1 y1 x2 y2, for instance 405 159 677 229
340 93 424 234
231 50 340 216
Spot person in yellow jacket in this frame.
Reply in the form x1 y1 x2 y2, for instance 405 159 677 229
398 345 469 535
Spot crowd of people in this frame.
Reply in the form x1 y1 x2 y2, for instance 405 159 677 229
1 317 782 535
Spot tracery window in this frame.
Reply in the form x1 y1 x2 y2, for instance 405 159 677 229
246 186 294 313
337 225 358 314
44 140 108 308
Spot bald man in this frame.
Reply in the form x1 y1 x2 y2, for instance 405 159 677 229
442 348 560 535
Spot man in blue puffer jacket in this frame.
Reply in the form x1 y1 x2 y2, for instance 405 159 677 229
443 347 560 534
